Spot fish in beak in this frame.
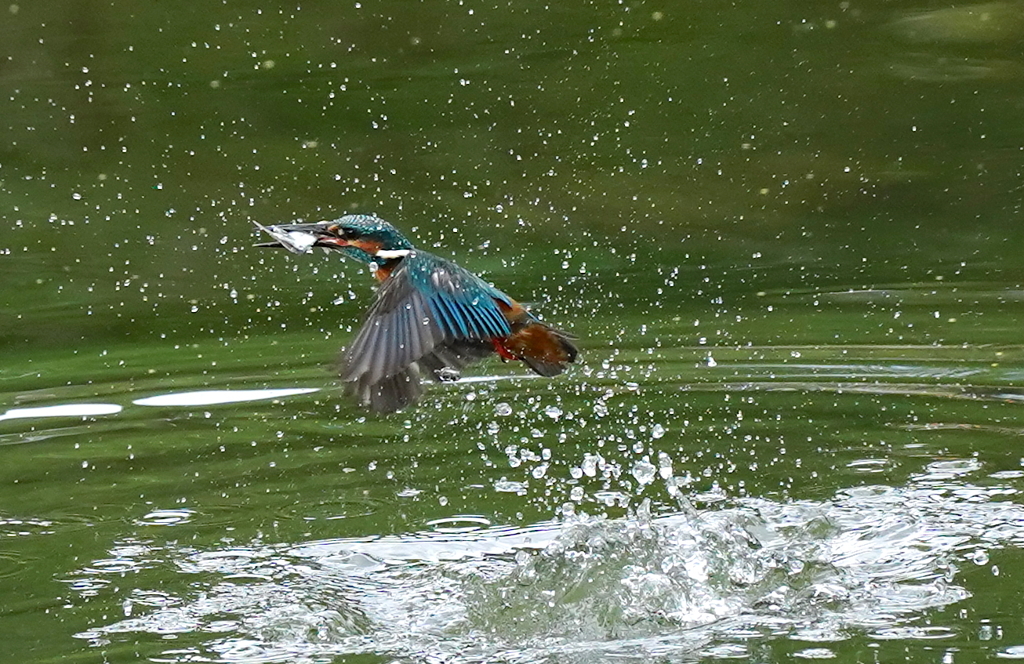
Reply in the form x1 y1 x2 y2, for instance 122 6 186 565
251 220 345 255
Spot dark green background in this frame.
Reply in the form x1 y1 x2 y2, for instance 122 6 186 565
3 0 1024 662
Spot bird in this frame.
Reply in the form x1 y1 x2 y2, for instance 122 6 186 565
253 214 578 413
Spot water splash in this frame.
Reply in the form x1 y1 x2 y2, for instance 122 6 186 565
70 461 1022 663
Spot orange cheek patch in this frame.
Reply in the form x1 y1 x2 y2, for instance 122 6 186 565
349 238 384 255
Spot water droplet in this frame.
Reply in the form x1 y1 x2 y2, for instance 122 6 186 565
631 459 657 486
658 451 673 478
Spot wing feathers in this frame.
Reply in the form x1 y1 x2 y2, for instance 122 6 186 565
407 299 427 360
340 251 513 412
429 297 462 338
448 299 476 337
481 304 508 337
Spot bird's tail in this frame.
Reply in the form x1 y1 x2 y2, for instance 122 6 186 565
500 320 578 377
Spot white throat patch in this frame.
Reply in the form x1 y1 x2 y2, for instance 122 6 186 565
375 249 412 259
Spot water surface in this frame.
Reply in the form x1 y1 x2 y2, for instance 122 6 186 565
3 0 1024 662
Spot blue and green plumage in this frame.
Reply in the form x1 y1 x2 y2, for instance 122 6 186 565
255 214 578 412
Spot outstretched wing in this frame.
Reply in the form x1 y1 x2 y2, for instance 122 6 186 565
340 251 512 412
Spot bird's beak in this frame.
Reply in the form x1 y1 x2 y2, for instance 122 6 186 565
252 220 347 255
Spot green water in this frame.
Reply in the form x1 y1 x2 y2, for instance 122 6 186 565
4 0 1024 662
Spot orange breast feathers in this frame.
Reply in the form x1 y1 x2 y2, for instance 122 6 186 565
371 260 397 282
495 299 574 366
502 321 575 365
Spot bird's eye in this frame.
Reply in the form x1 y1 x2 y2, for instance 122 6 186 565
342 228 362 240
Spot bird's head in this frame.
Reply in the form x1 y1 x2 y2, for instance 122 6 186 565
254 214 415 265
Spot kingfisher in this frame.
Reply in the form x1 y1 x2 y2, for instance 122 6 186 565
253 214 578 413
